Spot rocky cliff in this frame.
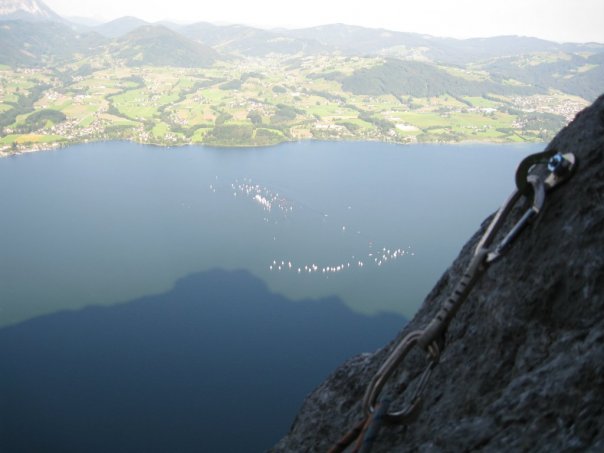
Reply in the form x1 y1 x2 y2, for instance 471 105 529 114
272 94 604 452
0 0 63 22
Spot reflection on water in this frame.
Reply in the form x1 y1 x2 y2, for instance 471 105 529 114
225 176 414 275
0 269 405 452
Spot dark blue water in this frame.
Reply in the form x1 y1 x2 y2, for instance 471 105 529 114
0 269 404 452
0 140 542 451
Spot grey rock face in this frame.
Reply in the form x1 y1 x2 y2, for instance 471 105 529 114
273 95 604 452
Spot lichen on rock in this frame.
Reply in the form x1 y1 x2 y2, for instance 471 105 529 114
272 94 604 452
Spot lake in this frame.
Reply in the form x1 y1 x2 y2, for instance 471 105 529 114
0 140 541 452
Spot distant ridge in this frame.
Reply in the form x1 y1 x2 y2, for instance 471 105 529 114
94 16 149 38
113 24 219 67
284 24 598 63
2 6 602 63
181 22 326 56
0 20 105 66
66 16 102 27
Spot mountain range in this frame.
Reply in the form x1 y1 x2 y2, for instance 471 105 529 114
1 0 603 110
0 0 604 64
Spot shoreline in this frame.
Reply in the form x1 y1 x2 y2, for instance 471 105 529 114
0 135 543 159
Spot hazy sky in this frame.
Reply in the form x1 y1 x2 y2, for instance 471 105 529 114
44 0 604 43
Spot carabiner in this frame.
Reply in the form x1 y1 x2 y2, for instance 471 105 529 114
487 152 576 263
362 330 439 424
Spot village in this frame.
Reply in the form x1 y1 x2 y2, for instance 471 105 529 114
0 55 590 154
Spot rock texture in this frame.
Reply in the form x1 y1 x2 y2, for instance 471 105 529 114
272 94 604 452
0 0 63 22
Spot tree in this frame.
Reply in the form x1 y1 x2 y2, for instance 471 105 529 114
215 113 233 125
247 111 262 126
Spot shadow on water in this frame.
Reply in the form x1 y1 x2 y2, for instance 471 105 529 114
0 269 405 453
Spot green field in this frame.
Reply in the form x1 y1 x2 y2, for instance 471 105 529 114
0 54 590 155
